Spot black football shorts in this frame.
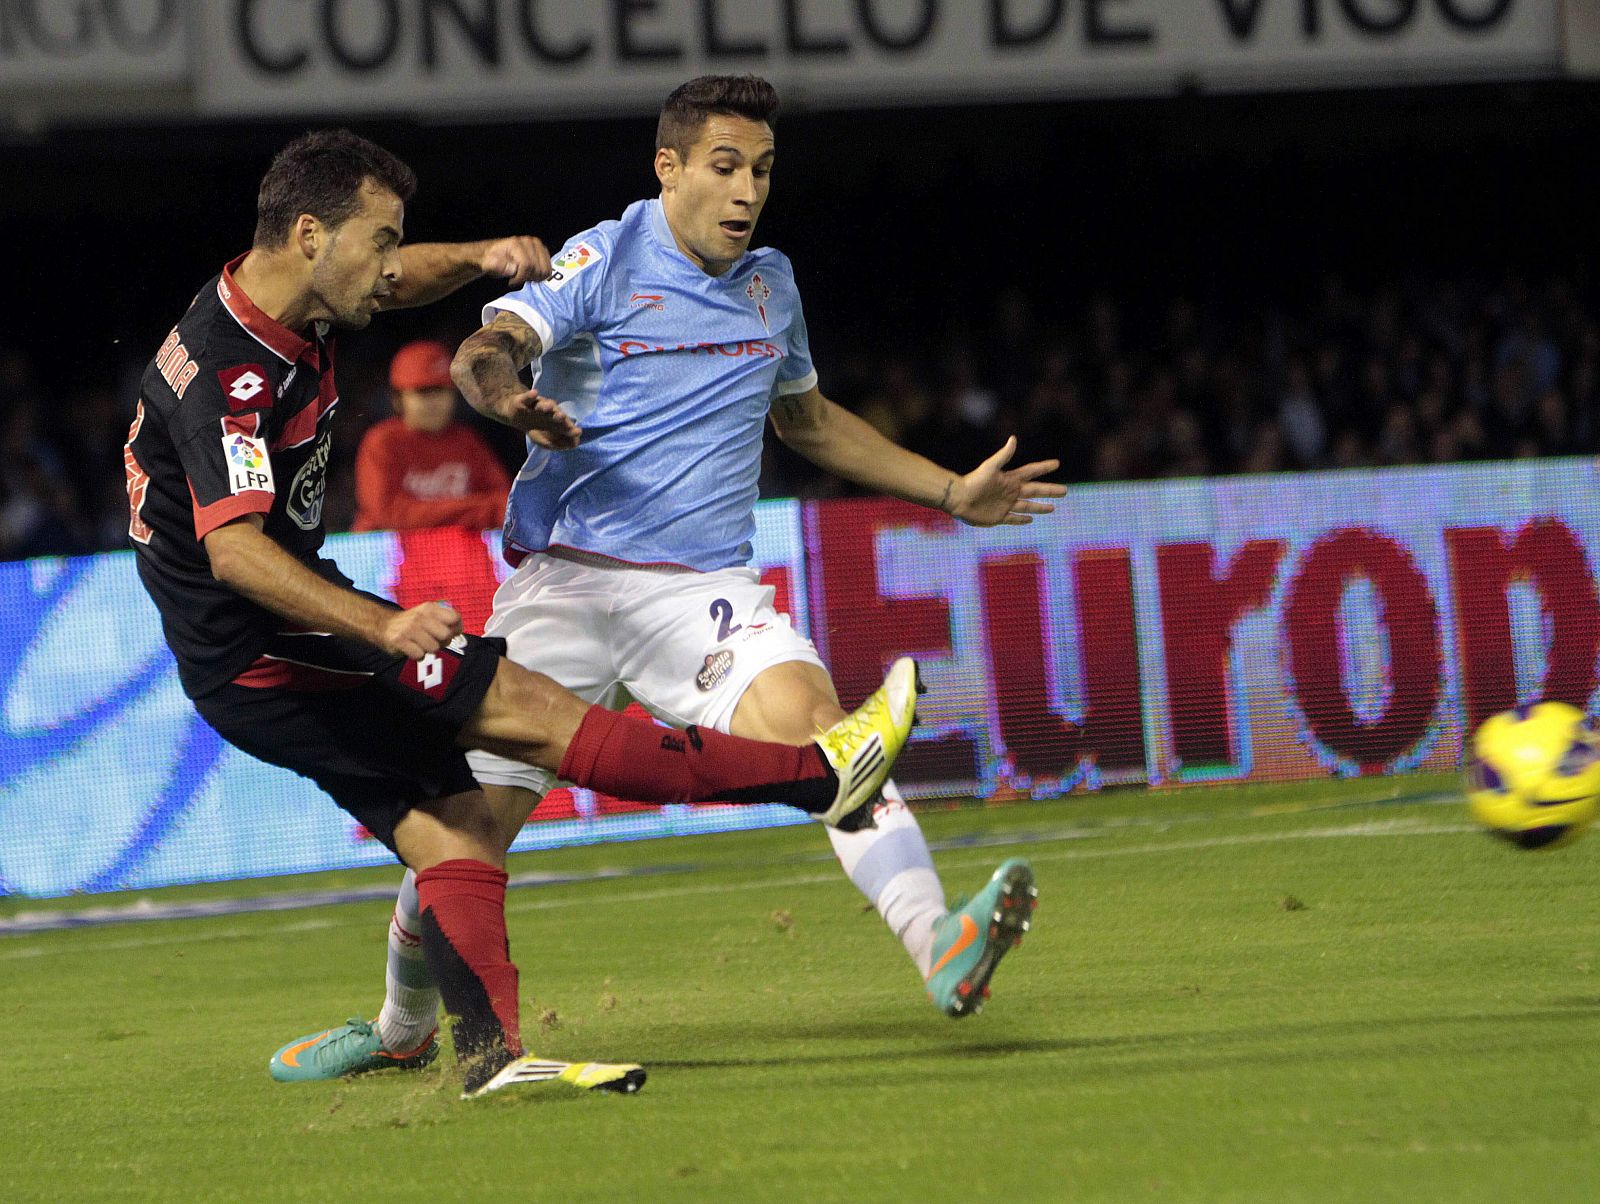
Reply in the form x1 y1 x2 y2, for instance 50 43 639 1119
193 628 506 853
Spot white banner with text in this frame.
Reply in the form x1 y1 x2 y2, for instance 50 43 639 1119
190 0 1562 117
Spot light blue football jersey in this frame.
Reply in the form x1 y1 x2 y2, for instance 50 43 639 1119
485 198 817 571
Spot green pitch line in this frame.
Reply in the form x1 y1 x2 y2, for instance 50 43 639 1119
0 777 1462 933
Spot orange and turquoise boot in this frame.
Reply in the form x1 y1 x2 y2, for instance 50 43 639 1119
926 858 1037 1018
269 1017 437 1082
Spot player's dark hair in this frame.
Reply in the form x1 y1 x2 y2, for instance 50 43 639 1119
253 129 417 248
656 75 779 158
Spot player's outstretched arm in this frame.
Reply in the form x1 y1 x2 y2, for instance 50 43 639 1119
451 311 582 450
770 387 1066 527
204 515 462 660
381 237 552 309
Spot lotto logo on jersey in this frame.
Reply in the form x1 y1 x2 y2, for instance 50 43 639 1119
545 242 602 293
402 649 461 699
223 433 274 495
217 364 268 410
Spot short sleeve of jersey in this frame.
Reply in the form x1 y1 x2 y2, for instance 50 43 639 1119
774 285 818 397
171 374 276 541
483 231 611 355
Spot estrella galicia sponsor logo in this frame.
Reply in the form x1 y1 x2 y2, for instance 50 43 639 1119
696 649 735 692
286 430 331 530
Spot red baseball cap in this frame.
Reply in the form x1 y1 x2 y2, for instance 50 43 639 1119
389 339 455 391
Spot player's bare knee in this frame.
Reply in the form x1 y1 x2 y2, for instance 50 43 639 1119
394 790 503 869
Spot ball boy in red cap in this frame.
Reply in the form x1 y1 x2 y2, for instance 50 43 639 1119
354 339 510 532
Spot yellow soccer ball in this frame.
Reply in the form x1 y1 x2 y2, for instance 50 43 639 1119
1465 701 1600 851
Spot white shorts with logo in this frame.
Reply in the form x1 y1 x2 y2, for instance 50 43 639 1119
465 552 826 794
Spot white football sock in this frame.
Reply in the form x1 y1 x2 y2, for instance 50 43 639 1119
376 869 441 1052
826 779 948 977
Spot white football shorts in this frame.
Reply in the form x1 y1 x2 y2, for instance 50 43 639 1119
466 552 826 794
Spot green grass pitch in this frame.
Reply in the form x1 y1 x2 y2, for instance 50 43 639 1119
4 774 1598 1202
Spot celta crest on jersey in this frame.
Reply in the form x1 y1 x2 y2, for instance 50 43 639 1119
746 273 771 331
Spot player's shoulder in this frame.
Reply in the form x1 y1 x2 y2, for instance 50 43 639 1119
168 278 224 352
555 208 633 265
746 244 799 281
178 277 275 374
570 198 678 266
534 214 627 300
145 275 290 423
141 283 227 407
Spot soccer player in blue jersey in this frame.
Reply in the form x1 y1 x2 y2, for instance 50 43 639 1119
274 76 1061 1080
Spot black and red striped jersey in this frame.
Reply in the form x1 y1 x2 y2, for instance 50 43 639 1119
125 254 348 698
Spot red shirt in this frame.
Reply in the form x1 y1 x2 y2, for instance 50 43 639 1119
353 418 511 532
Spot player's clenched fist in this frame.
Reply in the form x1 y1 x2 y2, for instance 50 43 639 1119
381 601 463 661
479 236 552 287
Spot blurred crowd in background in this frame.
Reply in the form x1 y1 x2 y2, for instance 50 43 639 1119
3 268 1593 562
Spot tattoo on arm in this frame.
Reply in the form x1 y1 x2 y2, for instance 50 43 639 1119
938 478 955 514
776 395 808 425
469 311 542 369
452 312 543 422
773 390 823 431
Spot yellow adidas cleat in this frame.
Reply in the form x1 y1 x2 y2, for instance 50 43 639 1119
812 657 921 832
463 1053 647 1099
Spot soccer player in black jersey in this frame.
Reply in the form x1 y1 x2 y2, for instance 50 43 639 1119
123 129 918 1097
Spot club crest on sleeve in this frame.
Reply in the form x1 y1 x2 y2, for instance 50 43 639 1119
217 364 269 410
545 242 602 293
223 433 274 495
696 649 735 692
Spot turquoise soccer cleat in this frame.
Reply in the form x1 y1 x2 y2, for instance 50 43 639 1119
925 858 1037 1018
268 1017 438 1082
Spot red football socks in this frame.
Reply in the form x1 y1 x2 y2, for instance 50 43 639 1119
558 705 836 811
414 859 522 1089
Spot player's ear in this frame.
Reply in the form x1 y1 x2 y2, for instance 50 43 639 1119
292 213 321 261
654 146 680 192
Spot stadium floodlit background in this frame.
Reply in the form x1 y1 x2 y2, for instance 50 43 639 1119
4 1 1600 895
